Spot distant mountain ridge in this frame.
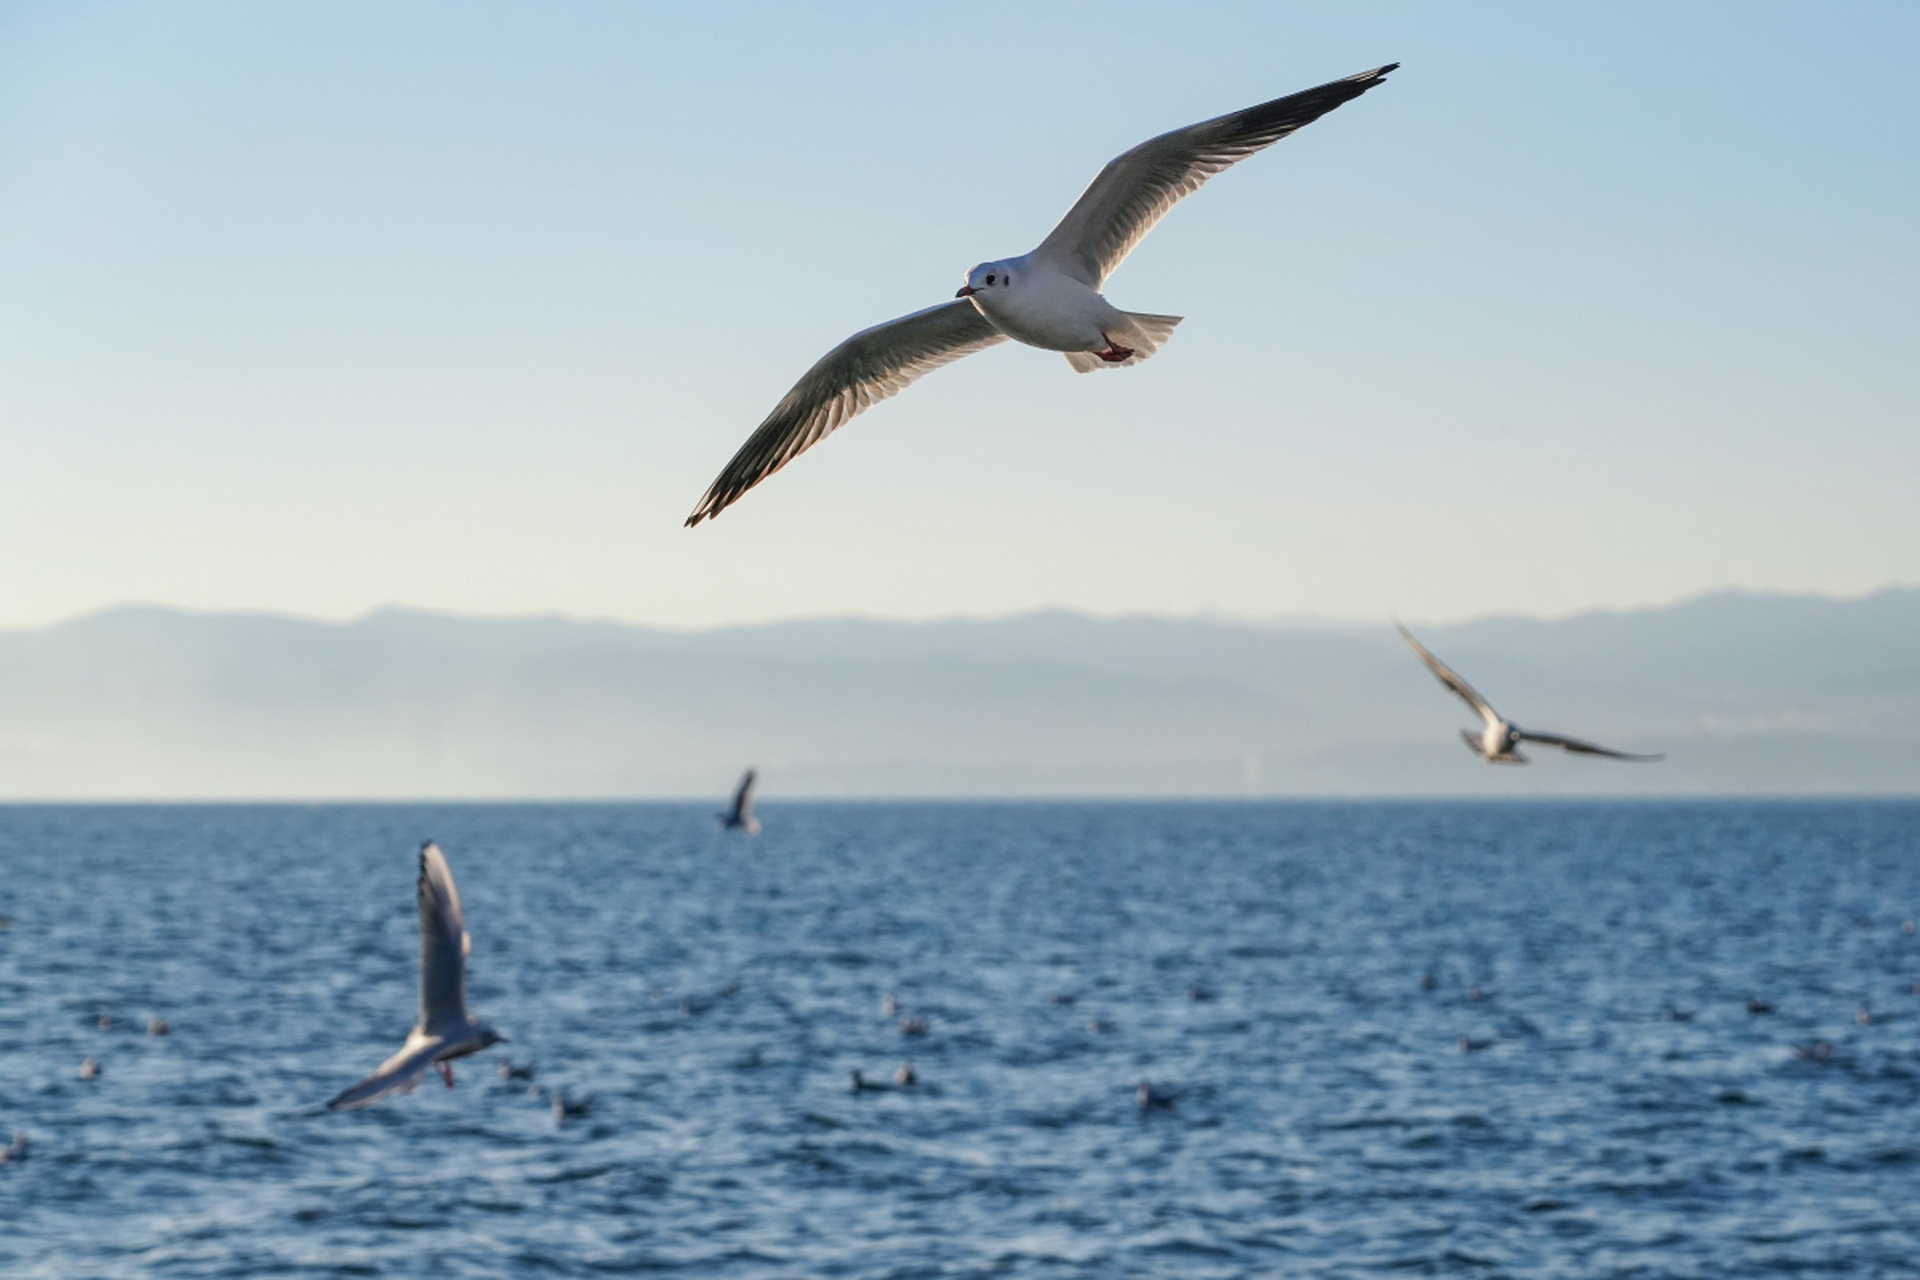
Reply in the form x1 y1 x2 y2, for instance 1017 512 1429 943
2 589 1916 798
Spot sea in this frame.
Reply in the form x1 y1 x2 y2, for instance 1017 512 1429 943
1 801 1917 1278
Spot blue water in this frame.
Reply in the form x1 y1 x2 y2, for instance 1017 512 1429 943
2 802 1918 1278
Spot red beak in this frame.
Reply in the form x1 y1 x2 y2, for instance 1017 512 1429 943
955 285 976 297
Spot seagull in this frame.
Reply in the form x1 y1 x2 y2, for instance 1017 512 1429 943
685 63 1399 525
327 842 506 1110
1136 1080 1178 1111
717 767 761 834
1396 623 1664 765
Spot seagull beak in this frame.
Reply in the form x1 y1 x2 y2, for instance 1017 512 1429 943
955 285 976 297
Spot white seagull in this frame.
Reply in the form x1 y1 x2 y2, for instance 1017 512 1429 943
685 63 1398 525
328 842 506 1110
1396 623 1664 765
717 768 761 835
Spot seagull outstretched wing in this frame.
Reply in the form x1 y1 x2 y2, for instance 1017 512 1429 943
1397 622 1500 729
686 302 1005 525
1033 64 1398 289
327 1031 447 1111
416 842 470 1031
1515 730 1664 762
728 769 756 824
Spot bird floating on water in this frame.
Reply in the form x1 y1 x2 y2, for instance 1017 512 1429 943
1396 623 1664 764
684 63 1399 525
717 768 761 835
327 842 506 1110
551 1092 593 1122
1136 1080 1177 1111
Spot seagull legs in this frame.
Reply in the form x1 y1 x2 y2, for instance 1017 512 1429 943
1094 337 1135 363
437 1061 455 1089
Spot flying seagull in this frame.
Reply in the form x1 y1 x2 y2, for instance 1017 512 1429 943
328 842 506 1110
685 63 1398 526
717 768 761 835
1396 623 1664 765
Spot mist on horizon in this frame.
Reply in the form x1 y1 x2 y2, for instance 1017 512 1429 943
1 587 1914 800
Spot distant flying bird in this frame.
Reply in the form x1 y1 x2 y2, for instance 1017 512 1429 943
328 842 506 1110
685 63 1399 525
717 768 761 834
1396 623 1664 765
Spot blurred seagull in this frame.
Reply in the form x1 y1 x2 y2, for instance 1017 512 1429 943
1396 623 1664 765
327 842 506 1110
717 768 761 835
685 63 1399 525
1136 1080 1178 1111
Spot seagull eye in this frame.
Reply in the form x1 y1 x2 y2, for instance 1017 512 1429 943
986 274 996 285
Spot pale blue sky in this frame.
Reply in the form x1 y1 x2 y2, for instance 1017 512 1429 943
1 2 1914 628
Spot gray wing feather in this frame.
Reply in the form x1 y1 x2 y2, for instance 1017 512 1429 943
1515 730 1664 761
327 1032 445 1111
732 769 756 821
685 300 1006 526
417 842 469 1030
1397 623 1499 726
1032 64 1398 288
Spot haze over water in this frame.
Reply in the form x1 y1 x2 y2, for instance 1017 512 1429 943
3 800 1917 1277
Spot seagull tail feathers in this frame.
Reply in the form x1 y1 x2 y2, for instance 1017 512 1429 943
1064 313 1183 373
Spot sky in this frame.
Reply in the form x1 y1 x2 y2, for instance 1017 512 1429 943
1 2 1915 631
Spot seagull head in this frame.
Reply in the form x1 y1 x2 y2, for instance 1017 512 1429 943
956 261 1012 299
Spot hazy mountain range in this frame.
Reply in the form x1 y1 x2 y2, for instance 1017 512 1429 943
2 589 1916 799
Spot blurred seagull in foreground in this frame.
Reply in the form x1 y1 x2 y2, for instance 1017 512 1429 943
685 63 1398 525
328 842 505 1110
717 768 761 835
1396 623 1664 765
